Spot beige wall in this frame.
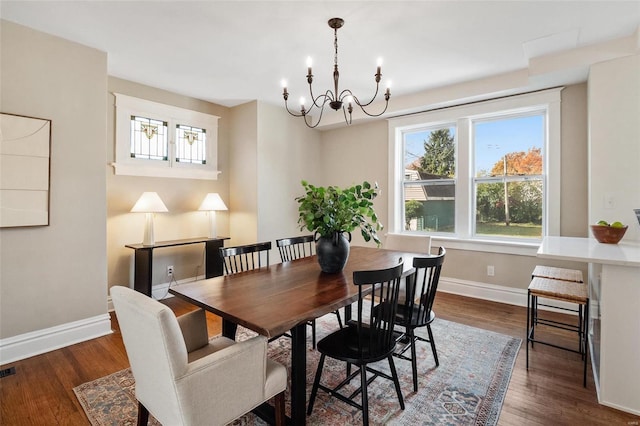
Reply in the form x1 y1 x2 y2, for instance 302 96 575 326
0 20 108 338
588 54 640 242
106 77 231 289
319 85 590 291
228 102 259 246
319 119 390 247
228 101 322 252
256 101 322 246
560 83 590 237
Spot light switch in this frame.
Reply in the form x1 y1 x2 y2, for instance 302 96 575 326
604 193 615 209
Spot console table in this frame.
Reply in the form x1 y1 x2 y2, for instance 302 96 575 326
537 236 640 415
125 237 229 297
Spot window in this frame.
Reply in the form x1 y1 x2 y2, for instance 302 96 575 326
473 113 545 239
112 93 220 180
389 89 561 249
402 125 456 233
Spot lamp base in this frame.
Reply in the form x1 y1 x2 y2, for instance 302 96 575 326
142 213 155 246
208 211 217 239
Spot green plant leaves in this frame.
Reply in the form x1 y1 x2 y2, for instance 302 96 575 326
295 180 382 246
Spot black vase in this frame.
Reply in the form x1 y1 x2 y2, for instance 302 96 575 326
315 232 351 273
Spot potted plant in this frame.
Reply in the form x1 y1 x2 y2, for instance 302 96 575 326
295 180 383 273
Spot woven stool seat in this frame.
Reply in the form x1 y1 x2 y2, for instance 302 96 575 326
528 277 588 304
526 276 589 387
532 265 583 283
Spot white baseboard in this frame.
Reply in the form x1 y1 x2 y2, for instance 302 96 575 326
438 276 598 318
0 314 112 366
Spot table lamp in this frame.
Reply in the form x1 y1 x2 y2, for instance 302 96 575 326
131 192 168 246
198 193 227 238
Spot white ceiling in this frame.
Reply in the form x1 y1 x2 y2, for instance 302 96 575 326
2 1 639 109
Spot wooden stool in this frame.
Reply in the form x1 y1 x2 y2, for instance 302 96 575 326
526 277 589 387
532 265 583 282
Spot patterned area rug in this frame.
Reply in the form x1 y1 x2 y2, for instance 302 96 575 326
74 314 520 425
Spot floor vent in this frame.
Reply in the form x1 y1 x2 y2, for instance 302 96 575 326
0 367 16 378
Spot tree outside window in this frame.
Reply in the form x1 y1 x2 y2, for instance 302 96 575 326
474 114 544 239
403 127 456 233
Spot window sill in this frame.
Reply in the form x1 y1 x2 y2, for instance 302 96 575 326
110 162 221 180
430 235 540 256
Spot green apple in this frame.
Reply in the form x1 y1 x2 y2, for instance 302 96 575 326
597 220 609 226
611 221 625 228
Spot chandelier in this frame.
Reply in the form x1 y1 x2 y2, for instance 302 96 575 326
281 17 391 128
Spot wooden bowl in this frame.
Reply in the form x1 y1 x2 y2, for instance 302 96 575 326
590 224 628 244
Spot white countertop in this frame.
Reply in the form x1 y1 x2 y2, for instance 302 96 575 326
538 236 640 267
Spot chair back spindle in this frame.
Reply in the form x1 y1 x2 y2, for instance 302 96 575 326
276 235 314 262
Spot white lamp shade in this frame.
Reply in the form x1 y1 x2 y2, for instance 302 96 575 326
131 192 168 246
131 192 169 213
198 193 228 211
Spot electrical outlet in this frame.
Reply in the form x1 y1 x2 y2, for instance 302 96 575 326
487 265 495 276
167 265 174 277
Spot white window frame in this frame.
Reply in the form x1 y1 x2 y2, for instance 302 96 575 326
388 88 561 255
112 93 221 180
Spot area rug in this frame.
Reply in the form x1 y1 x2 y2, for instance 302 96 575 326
74 314 521 425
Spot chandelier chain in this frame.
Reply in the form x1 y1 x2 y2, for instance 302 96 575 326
334 27 339 68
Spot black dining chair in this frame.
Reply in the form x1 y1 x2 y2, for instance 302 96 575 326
392 247 446 392
276 235 343 349
219 241 271 275
307 260 405 426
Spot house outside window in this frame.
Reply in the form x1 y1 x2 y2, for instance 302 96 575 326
388 88 561 252
112 93 220 180
402 126 456 233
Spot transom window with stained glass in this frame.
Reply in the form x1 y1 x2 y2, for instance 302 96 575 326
175 124 206 164
130 116 168 160
114 93 220 179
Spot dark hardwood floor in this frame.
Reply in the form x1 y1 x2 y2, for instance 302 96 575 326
1 292 638 425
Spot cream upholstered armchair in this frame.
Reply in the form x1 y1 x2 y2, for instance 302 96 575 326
111 286 287 426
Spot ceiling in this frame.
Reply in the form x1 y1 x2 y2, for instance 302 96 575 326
2 1 639 111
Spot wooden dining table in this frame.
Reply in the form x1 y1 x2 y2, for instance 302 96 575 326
169 245 418 425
